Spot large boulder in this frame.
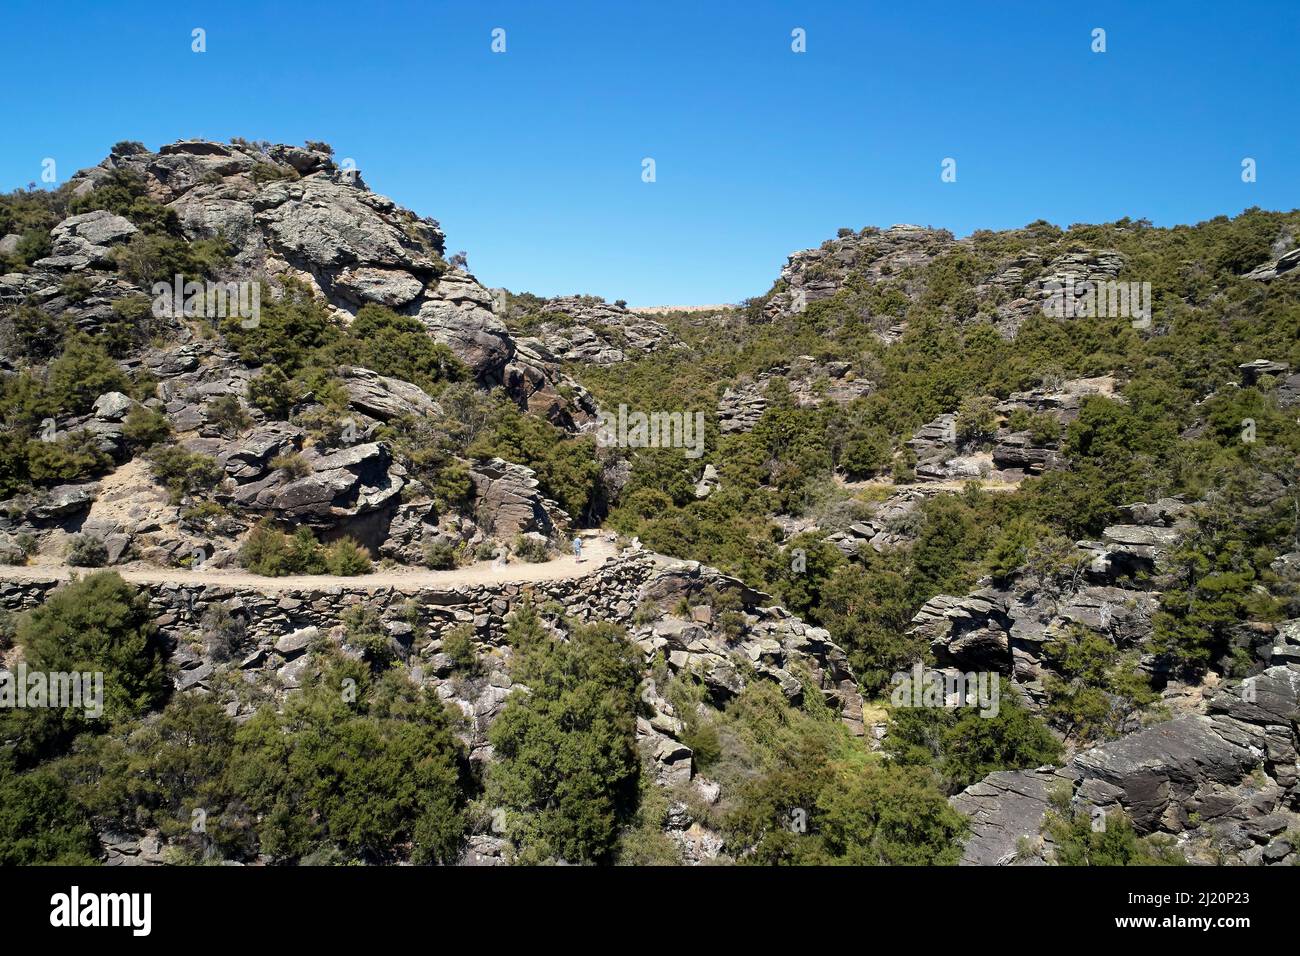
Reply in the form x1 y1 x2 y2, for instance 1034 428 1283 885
230 441 403 521
339 367 439 422
470 458 566 539
34 210 138 270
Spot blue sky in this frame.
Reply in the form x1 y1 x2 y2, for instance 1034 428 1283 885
2 0 1296 304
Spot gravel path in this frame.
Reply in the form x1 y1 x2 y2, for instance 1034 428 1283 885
0 536 621 594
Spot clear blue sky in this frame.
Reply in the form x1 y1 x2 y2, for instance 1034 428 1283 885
2 0 1296 305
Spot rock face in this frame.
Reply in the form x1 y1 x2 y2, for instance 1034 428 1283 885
988 249 1128 339
337 366 439 421
754 220 1143 343
952 650 1300 866
470 458 569 539
636 560 865 736
909 496 1192 707
1239 359 1300 409
229 440 403 522
824 488 926 555
903 376 1117 484
34 209 138 270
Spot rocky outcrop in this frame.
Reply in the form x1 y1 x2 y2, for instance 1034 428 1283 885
825 488 925 555
717 381 767 434
953 642 1300 866
909 497 1190 705
1244 247 1300 282
33 209 137 271
522 295 682 365
229 441 403 522
338 366 439 421
989 249 1128 339
717 360 875 434
1239 359 1300 409
634 560 864 736
762 224 954 322
470 458 569 539
50 140 593 429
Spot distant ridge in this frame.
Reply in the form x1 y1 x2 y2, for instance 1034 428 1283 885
629 303 735 315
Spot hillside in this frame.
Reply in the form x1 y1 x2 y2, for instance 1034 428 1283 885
1 139 1298 867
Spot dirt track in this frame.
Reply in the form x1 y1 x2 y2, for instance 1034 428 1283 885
0 536 622 594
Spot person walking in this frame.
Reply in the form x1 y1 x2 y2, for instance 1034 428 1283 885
572 536 583 563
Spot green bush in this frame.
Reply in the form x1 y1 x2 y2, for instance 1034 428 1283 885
0 766 98 865
239 522 322 576
511 534 550 563
68 167 178 234
886 693 1063 791
45 334 130 416
225 670 466 863
25 430 113 485
1 304 65 359
122 405 171 448
67 534 108 568
270 452 310 478
440 624 478 672
146 445 223 503
246 364 301 419
423 537 458 570
17 571 166 726
205 395 250 437
488 608 641 863
324 538 373 576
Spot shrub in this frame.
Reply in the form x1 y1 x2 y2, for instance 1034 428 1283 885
0 767 98 865
512 534 550 563
325 305 467 395
17 571 166 725
488 612 641 863
200 604 246 663
1 304 65 359
955 395 998 445
112 232 229 287
886 693 1063 792
238 521 292 576
238 522 327 577
59 274 93 304
324 538 372 576
45 335 130 416
122 405 171 448
146 445 223 503
440 624 478 673
225 673 466 863
68 167 177 234
205 395 250 437
246 364 300 419
270 452 310 479
67 534 108 568
25 430 112 485
422 537 458 570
